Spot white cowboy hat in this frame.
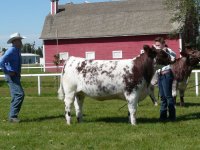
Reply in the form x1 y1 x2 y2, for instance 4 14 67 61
7 32 26 44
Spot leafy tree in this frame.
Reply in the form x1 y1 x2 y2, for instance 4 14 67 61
164 0 199 47
53 53 64 73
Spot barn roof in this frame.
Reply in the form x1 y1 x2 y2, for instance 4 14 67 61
40 0 179 40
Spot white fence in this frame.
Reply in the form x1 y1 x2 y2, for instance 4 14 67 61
0 70 199 96
192 70 200 96
0 73 61 96
21 66 63 72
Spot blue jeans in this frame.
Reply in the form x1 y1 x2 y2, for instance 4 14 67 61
158 71 176 120
5 75 25 119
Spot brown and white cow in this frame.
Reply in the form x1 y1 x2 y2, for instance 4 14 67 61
58 45 171 125
148 47 200 106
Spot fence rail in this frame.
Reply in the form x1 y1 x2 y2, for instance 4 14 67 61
0 73 61 96
0 70 199 96
21 66 63 72
21 66 63 69
192 70 200 96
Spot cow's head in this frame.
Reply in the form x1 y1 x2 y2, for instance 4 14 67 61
143 45 171 65
180 47 200 66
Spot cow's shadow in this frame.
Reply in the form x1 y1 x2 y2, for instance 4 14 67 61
94 116 129 124
20 112 200 124
94 112 200 124
176 112 200 121
94 116 158 124
176 102 200 107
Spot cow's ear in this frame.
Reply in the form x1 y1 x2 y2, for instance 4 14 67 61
180 51 188 57
143 45 151 53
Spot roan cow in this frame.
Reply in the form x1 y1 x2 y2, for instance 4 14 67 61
58 45 171 125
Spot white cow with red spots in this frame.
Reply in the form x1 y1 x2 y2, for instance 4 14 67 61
58 45 170 125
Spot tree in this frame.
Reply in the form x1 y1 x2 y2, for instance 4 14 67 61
2 48 7 53
36 46 43 57
164 0 200 47
21 42 43 57
22 43 32 53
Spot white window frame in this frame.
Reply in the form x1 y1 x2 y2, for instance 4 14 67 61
112 50 122 59
140 49 144 54
59 52 69 61
85 51 95 60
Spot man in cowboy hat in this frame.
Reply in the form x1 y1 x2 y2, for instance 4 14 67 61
0 32 26 123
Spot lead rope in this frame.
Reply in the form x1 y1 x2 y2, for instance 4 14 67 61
157 87 160 101
118 102 127 111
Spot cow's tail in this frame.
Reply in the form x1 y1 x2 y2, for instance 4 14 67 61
58 65 65 100
58 75 65 100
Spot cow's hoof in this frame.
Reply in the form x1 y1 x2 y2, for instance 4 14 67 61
77 117 83 123
180 102 185 107
130 119 136 125
131 123 137 126
66 117 71 125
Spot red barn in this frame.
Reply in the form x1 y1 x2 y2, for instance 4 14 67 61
40 0 182 72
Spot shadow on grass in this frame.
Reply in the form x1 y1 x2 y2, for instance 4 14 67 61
177 112 200 121
94 116 129 123
21 114 65 123
176 102 200 107
93 112 200 124
20 112 200 124
94 116 159 124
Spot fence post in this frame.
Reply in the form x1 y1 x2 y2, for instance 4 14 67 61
38 76 41 96
195 72 198 96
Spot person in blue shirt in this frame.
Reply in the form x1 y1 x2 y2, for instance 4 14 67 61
0 32 26 123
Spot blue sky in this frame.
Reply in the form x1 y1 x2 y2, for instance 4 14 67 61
0 0 110 49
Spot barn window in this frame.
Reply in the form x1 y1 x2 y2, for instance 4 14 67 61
85 52 95 60
140 49 144 54
59 52 69 60
112 51 122 59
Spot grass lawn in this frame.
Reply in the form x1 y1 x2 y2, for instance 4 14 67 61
0 71 200 149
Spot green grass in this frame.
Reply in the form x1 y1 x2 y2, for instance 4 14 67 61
0 71 200 149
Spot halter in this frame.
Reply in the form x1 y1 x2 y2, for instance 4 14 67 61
155 49 172 65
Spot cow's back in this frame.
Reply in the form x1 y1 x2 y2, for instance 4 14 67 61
62 56 135 99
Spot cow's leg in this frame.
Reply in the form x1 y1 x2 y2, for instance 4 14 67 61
148 84 158 106
173 96 177 107
150 72 159 106
74 94 84 123
180 96 184 106
127 101 138 125
172 80 178 106
64 91 75 125
125 92 139 125
179 89 185 107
